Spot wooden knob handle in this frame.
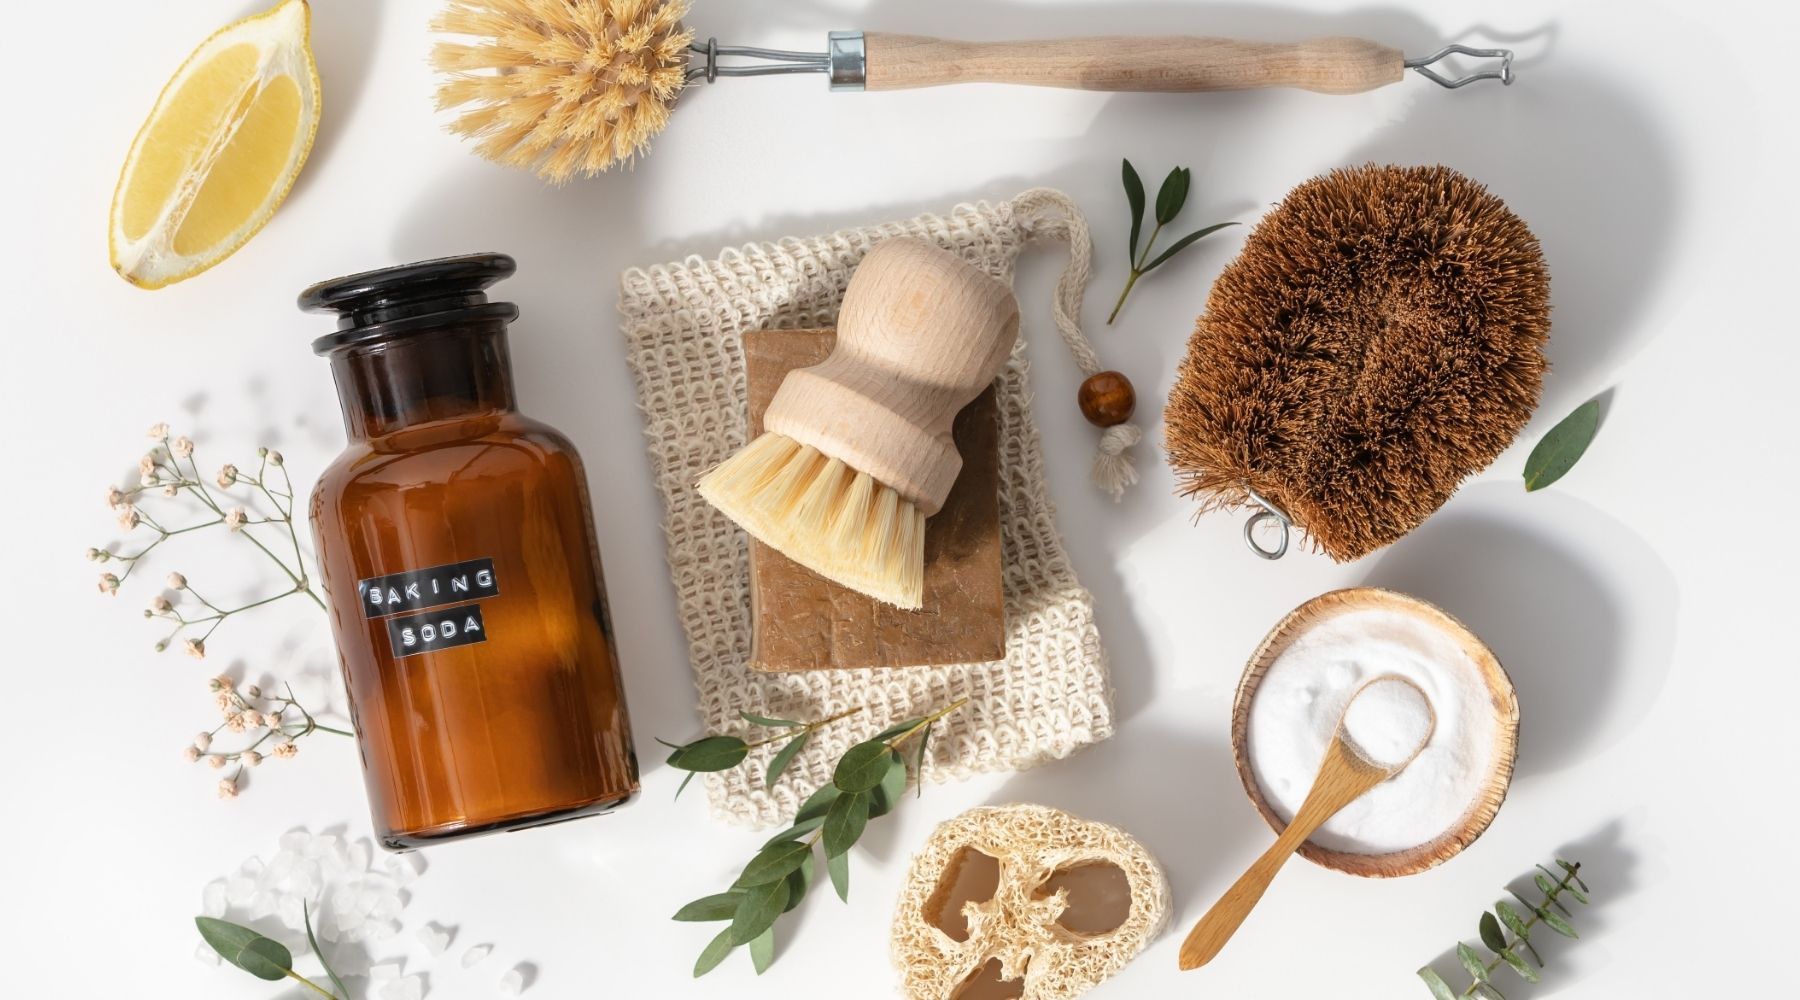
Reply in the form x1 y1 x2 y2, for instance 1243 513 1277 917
763 239 1019 516
863 34 1404 95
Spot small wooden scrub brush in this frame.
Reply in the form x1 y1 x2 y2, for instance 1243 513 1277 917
430 0 1514 180
696 238 1019 609
1165 164 1551 562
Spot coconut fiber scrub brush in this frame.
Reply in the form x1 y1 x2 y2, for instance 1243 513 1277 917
1164 164 1550 562
430 0 1513 180
697 238 1018 609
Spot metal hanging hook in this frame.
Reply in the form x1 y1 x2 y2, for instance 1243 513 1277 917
1404 44 1515 89
1242 487 1292 561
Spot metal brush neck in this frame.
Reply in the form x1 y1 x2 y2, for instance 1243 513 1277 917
686 32 867 91
1404 44 1514 88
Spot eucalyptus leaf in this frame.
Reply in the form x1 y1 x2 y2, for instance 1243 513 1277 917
762 814 826 848
735 840 811 888
794 783 840 824
693 926 736 977
740 711 798 728
1417 967 1457 1000
1478 911 1508 953
1539 909 1579 939
782 852 815 914
303 902 348 1000
749 925 775 975
1123 159 1146 261
1534 872 1557 897
675 770 697 800
1142 221 1239 273
666 735 749 773
765 732 808 790
868 753 907 818
1498 949 1540 983
826 848 850 902
195 917 292 982
1523 398 1600 491
833 740 894 793
823 789 871 857
1562 883 1589 905
1154 166 1190 225
1458 943 1490 983
730 877 790 945
673 892 745 922
914 721 932 798
1556 859 1588 893
1495 900 1529 940
1475 982 1507 1000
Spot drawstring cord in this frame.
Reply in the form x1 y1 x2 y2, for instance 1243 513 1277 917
1011 187 1141 501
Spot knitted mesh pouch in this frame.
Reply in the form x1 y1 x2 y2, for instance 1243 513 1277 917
618 189 1126 827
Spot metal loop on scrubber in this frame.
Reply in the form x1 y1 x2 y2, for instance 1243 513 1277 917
1243 487 1292 560
1404 44 1514 89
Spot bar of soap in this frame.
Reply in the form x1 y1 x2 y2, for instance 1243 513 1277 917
745 328 1005 671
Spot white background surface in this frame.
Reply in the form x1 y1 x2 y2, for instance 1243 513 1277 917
5 0 1796 997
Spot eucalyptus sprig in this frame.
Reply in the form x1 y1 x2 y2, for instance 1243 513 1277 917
657 705 867 798
1523 398 1601 491
667 698 969 977
1109 159 1237 324
1418 858 1590 1000
197 904 351 999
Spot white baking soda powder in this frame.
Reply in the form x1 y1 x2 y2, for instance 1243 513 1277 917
1246 608 1497 854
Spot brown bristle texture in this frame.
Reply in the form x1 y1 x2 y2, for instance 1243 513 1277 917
697 433 927 608
1164 164 1550 562
430 0 693 182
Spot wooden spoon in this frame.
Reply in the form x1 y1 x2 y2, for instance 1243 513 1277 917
1178 675 1437 970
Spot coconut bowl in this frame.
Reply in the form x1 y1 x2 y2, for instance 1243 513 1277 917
1231 587 1519 878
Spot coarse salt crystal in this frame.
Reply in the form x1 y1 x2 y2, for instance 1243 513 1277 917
499 965 526 996
462 944 492 968
380 975 424 1000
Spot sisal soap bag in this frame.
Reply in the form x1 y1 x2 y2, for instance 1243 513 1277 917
618 189 1128 827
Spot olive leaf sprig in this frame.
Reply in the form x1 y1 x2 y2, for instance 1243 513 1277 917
197 904 351 999
1419 859 1590 1000
1109 159 1237 324
667 698 969 978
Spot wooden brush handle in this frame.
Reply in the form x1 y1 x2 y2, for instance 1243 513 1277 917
762 239 1019 516
863 34 1403 95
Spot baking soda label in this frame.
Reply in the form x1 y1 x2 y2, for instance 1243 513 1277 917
385 603 488 658
358 558 499 618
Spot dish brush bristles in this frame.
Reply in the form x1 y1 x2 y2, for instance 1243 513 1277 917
697 433 928 609
430 0 693 182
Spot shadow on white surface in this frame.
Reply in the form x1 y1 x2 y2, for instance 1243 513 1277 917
987 721 1261 930
1361 483 1679 778
293 0 386 200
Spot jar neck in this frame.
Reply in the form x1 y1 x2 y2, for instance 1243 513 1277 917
329 324 517 441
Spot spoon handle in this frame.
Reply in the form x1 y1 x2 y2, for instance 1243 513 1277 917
1178 741 1389 970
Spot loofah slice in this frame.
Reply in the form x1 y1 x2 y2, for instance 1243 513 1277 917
892 805 1168 1000
1165 164 1550 561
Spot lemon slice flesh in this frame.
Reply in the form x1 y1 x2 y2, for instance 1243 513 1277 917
110 0 320 289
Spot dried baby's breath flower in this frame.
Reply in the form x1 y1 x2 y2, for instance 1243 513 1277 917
206 754 226 769
117 505 140 531
242 750 262 768
171 436 194 459
98 573 121 595
244 684 261 699
185 638 206 660
194 732 212 751
217 464 238 488
105 487 125 509
139 455 157 477
150 595 172 614
224 508 248 532
166 572 187 590
272 741 298 759
183 745 201 762
86 547 105 562
147 422 169 441
217 778 238 800
266 450 283 467
162 485 178 497
225 713 248 734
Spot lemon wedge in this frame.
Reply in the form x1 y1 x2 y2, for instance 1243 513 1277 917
109 0 320 289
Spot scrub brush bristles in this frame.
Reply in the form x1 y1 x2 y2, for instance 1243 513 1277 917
430 0 693 182
698 434 927 608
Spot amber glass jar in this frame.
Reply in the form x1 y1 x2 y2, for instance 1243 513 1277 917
302 253 638 850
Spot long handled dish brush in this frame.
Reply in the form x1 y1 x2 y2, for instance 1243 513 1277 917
431 0 1514 181
1164 164 1550 563
696 238 1019 609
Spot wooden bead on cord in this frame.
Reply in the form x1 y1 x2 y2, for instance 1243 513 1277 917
1078 371 1136 427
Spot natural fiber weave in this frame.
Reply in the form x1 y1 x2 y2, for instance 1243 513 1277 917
618 190 1116 827
891 805 1169 1000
